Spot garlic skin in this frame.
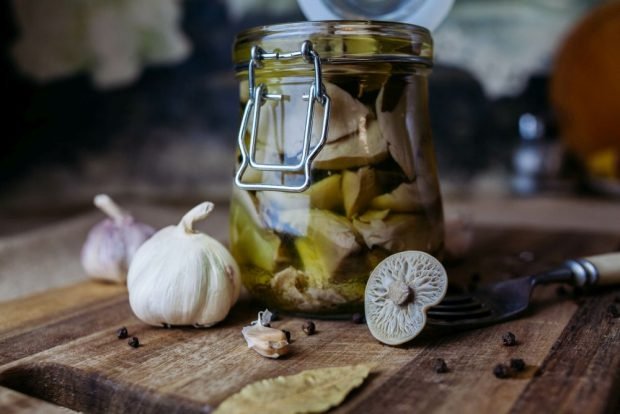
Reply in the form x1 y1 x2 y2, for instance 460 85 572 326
81 194 155 283
127 202 241 327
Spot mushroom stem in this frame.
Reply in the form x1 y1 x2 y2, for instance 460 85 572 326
388 280 412 306
180 202 215 234
94 194 128 223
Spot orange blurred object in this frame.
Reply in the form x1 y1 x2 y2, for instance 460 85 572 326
551 1 620 159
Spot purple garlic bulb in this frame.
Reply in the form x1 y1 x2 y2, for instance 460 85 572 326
81 194 155 283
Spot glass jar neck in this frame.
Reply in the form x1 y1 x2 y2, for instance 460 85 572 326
233 20 433 70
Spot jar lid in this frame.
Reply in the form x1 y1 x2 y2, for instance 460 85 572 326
296 0 453 31
233 20 433 70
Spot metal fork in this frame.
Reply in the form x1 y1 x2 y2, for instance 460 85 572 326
427 252 620 329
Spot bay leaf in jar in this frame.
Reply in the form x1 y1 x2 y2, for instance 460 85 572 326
376 79 416 180
369 181 423 213
313 119 388 170
376 77 441 207
256 82 369 164
353 211 441 253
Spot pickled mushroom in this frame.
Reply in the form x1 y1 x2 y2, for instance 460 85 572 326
313 119 388 170
259 173 344 213
302 287 348 311
256 191 311 236
358 209 390 222
294 209 360 285
369 181 423 213
231 187 263 228
270 266 347 311
353 212 441 253
270 266 310 305
305 174 343 212
229 189 283 272
342 167 383 218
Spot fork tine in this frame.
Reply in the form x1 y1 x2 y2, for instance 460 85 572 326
427 306 493 320
426 312 498 327
432 297 484 312
438 295 477 305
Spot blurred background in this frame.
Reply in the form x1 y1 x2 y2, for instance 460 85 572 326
1 0 620 234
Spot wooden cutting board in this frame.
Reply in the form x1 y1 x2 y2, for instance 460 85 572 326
1 225 620 414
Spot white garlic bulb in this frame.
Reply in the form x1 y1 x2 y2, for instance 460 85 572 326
81 194 155 283
127 202 241 327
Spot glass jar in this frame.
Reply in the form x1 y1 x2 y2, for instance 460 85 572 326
230 21 444 317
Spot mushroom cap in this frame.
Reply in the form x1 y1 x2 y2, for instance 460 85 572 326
365 251 448 345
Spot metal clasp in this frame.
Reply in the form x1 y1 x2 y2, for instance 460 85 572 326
235 40 331 192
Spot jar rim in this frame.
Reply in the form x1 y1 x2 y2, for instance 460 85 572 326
233 20 433 69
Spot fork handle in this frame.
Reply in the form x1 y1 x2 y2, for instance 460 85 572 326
583 252 620 285
565 252 620 286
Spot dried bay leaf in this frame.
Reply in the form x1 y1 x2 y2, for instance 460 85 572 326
214 364 372 414
254 82 369 165
353 213 441 252
376 85 415 180
313 119 388 171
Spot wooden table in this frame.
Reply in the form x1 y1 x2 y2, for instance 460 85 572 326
1 197 620 413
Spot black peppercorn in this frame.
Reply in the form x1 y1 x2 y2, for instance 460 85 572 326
302 321 316 335
607 304 620 318
282 330 291 342
493 364 510 379
116 327 128 339
502 332 517 346
128 337 140 348
510 358 526 372
432 358 449 373
351 313 365 324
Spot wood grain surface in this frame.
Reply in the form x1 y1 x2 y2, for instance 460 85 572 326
0 386 72 414
1 226 620 413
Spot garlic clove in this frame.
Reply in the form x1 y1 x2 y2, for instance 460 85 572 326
242 324 290 359
81 194 155 283
241 310 290 358
127 202 241 328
